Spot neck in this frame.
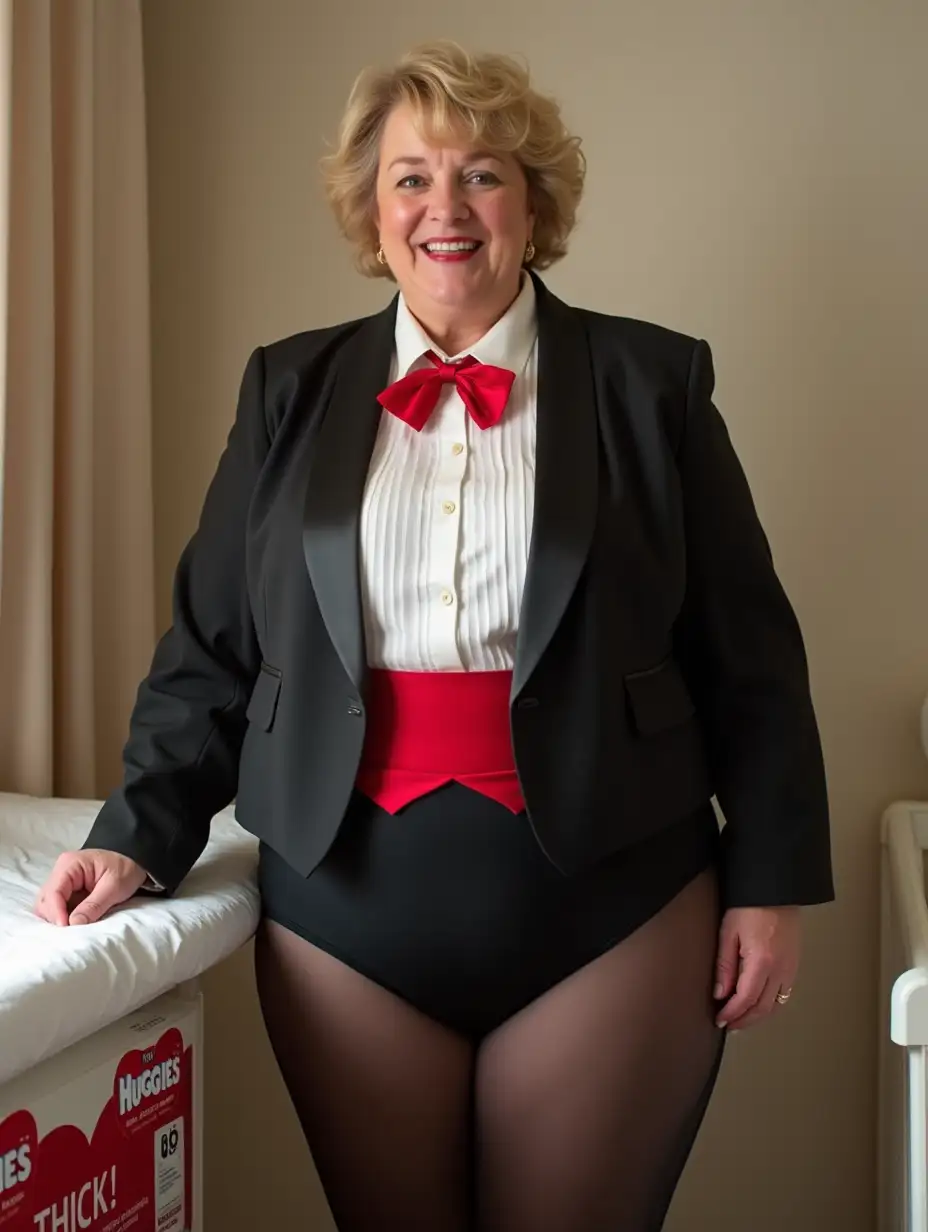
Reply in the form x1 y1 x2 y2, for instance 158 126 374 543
405 281 523 357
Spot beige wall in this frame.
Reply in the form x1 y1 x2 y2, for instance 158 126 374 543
142 2 928 1229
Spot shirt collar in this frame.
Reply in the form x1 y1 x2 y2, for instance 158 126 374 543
394 274 537 380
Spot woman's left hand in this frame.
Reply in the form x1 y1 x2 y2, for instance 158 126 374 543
713 906 801 1031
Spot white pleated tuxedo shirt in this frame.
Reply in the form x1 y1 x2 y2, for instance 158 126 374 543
359 275 538 673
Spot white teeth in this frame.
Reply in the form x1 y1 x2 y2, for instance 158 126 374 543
424 241 479 253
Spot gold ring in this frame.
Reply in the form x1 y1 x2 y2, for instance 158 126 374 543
775 988 793 1005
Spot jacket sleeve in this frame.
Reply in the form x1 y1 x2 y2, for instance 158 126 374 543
673 339 834 907
82 347 269 892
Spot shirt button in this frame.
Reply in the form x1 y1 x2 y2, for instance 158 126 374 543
441 500 456 515
451 442 464 456
440 589 454 606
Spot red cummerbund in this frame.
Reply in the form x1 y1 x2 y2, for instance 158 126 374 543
355 668 525 814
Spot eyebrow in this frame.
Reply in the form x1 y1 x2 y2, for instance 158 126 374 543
386 152 505 171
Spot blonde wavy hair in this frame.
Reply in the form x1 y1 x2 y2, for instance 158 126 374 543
321 41 586 279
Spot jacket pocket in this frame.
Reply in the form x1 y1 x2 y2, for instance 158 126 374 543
623 657 696 736
245 663 282 731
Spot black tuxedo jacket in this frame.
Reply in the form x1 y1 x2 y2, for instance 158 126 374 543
85 274 833 907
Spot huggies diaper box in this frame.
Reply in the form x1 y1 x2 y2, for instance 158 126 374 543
0 992 202 1232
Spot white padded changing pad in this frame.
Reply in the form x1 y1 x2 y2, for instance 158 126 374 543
0 792 259 1087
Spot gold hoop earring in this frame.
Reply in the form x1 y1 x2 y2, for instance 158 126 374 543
524 239 536 265
376 244 387 266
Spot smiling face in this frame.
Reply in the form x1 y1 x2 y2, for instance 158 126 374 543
374 102 535 350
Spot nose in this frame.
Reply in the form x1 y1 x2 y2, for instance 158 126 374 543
427 176 469 225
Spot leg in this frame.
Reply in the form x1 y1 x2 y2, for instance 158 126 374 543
254 918 475 1232
474 865 725 1232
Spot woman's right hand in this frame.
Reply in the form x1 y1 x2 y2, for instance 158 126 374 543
34 850 149 926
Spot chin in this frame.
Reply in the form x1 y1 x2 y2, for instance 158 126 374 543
419 278 483 310
424 268 505 308
430 283 484 309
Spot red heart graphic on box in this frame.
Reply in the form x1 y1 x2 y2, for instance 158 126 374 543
0 1110 37 1231
30 1119 126 1228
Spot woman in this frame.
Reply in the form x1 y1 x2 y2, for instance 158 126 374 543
36 42 833 1232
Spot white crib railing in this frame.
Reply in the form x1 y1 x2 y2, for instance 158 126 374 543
880 801 928 1232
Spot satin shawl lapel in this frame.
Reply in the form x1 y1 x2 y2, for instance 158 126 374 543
302 299 397 693
511 278 599 700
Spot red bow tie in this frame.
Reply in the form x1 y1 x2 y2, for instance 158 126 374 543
377 350 516 432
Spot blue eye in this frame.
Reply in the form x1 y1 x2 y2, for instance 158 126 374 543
468 170 500 185
397 175 425 189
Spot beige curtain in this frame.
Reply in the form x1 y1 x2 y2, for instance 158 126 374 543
0 0 154 799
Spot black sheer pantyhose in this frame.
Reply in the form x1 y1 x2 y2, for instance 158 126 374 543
254 865 724 1232
473 865 725 1231
255 920 475 1231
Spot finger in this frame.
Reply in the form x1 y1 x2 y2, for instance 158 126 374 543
726 978 779 1031
33 888 57 926
35 858 88 926
40 889 71 927
716 957 771 1027
69 869 131 925
714 920 741 1001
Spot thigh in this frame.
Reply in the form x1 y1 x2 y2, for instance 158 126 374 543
474 865 725 1232
254 918 475 1232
